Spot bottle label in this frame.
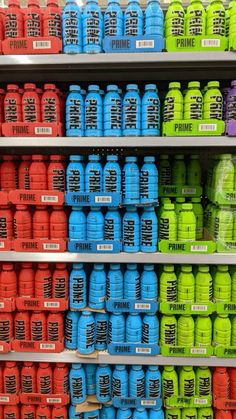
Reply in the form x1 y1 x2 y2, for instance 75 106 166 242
105 11 119 36
163 378 175 399
31 320 44 341
163 97 177 122
15 319 27 340
48 320 60 341
46 13 62 38
159 217 170 240
86 98 99 130
5 98 18 122
144 98 160 129
42 97 57 123
123 219 137 247
123 97 138 130
104 169 118 192
65 317 73 344
112 377 122 397
183 378 195 396
147 378 160 398
107 98 122 129
51 168 65 192
85 11 101 45
64 11 80 45
26 12 41 37
5 13 20 38
163 323 176 345
140 169 149 199
53 275 66 298
4 374 17 393
23 97 38 123
125 11 140 36
72 376 83 400
141 218 155 246
0 319 11 341
87 169 101 192
134 377 145 398
39 374 51 394
22 374 33 393
68 99 83 130
68 169 82 192
105 217 115 240
71 275 85 304
0 216 7 238
86 322 95 348
98 374 110 397
96 319 107 346
198 377 211 396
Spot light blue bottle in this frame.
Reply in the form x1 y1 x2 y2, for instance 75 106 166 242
77 310 95 354
104 207 121 241
69 263 87 309
123 207 140 253
140 156 158 204
96 364 112 403
69 363 86 404
104 0 123 36
62 0 82 53
69 207 87 240
140 206 158 253
144 0 164 36
104 86 122 137
85 154 102 193
142 313 159 344
101 405 116 419
69 405 84 419
112 364 129 397
85 86 103 136
145 365 162 398
107 263 123 299
141 264 158 300
122 156 140 204
124 0 143 35
87 207 104 241
117 409 132 419
66 155 84 192
103 155 121 193
84 410 100 419
141 85 161 137
108 312 125 343
89 263 106 309
65 311 80 350
122 85 141 136
126 313 142 343
95 312 108 350
149 409 164 419
124 263 140 300
133 409 148 419
82 0 103 53
85 364 96 395
66 86 84 137
129 365 145 398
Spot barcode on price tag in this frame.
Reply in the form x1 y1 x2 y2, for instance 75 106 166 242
0 242 5 249
134 303 151 310
46 397 62 403
182 188 196 194
43 243 60 250
44 301 60 308
194 398 208 405
35 127 52 135
201 39 220 47
136 347 151 354
33 40 51 49
199 124 217 132
95 196 112 203
190 245 208 252
191 304 207 311
191 348 207 355
0 396 9 402
96 244 113 251
40 343 56 350
141 400 156 406
0 302 4 309
41 195 59 203
136 40 154 49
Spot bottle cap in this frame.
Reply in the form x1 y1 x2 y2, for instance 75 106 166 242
107 155 118 161
7 84 19 91
176 197 185 203
55 263 67 269
24 83 36 90
127 263 137 269
175 154 184 159
24 362 34 367
145 84 157 91
218 265 228 272
88 85 100 92
82 310 92 315
144 264 154 271
107 85 119 92
72 363 82 369
70 155 84 162
164 265 174 272
125 156 137 162
181 265 192 272
144 156 155 163
169 82 181 89
94 263 104 270
182 203 193 210
2 263 13 270
72 206 83 211
127 206 137 211
132 365 142 370
38 263 49 269
207 81 220 88
188 81 201 88
21 155 31 161
89 154 100 161
190 154 199 159
5 362 17 367
127 84 138 90
191 198 201 203
44 84 56 90
110 263 120 270
32 154 44 161
69 85 81 92
160 155 169 159
39 363 50 368
50 155 63 161
73 263 83 269
163 203 175 210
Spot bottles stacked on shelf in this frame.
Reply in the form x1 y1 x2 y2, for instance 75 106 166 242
159 154 201 187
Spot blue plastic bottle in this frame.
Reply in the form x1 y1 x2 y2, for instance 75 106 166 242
123 206 140 252
112 364 129 397
141 85 161 136
95 312 108 350
87 207 104 241
104 0 123 36
140 156 158 204
144 0 164 35
106 263 124 299
85 364 96 395
141 264 158 300
140 206 158 253
66 86 84 136
69 263 87 309
142 313 159 344
149 409 164 419
122 84 141 136
124 0 143 35
104 207 121 241
145 365 161 398
84 411 100 419
129 365 145 398
66 155 85 192
103 155 121 193
77 310 95 354
69 363 86 404
133 409 148 419
62 0 82 53
85 154 103 193
82 0 103 53
124 263 140 299
104 86 122 137
65 311 80 350
108 312 125 343
85 86 103 136
117 409 132 419
101 405 116 419
126 313 142 343
69 405 84 419
89 263 106 309
122 156 140 204
96 364 112 403
69 207 87 240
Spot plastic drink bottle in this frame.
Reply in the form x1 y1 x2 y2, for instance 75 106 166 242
140 206 158 253
229 368 236 398
69 363 86 404
37 363 53 394
206 0 226 35
0 88 4 124
144 0 164 35
22 83 41 123
0 205 13 240
159 203 177 241
104 207 121 241
18 155 31 190
89 263 106 309
141 264 158 300
191 198 203 240
47 155 65 192
145 365 161 398
165 409 181 419
129 365 145 398
106 263 123 299
84 411 100 419
66 86 84 137
198 408 213 419
21 362 37 393
66 155 84 192
30 311 47 341
52 406 67 419
163 83 183 122
35 263 52 299
104 86 122 137
133 409 148 419
69 207 86 240
50 206 68 239
213 314 231 346
122 156 140 204
160 314 177 346
24 0 42 37
13 205 32 239
3 405 20 419
43 0 62 38
21 405 36 419
85 154 102 193
178 203 196 241
182 408 197 419
101 405 116 419
149 409 164 419
36 405 52 418
178 265 195 303
223 87 230 120
122 84 141 136
203 81 223 120
69 263 86 309
159 155 171 185
14 311 30 340
165 0 185 37
172 154 186 185
41 84 61 123
95 312 108 350
231 316 236 346
96 364 112 402
184 82 203 120
77 311 95 354
140 156 158 204
215 206 233 242
213 367 230 398
141 85 161 136
33 205 50 240
112 365 128 397
196 366 212 396
195 315 212 347
85 85 103 136
0 263 17 298
179 366 196 397
226 81 236 121
47 312 64 341
108 312 125 343
232 269 236 302
3 362 20 393
29 154 47 190
117 409 132 419
124 263 140 299
104 0 123 36
142 313 159 344
4 84 22 122
213 154 234 191
162 366 178 399
160 265 177 302
187 155 201 185
0 312 13 342
65 311 79 349
124 0 143 35
123 207 140 252
5 0 24 38
126 313 142 343
178 315 195 346
0 156 17 191
52 263 68 299
53 363 69 394
85 363 96 395
82 0 103 53
213 265 231 302
185 0 206 35
62 0 82 53
103 155 121 193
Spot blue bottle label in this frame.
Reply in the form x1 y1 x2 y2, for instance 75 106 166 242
85 12 101 45
108 99 122 129
140 170 149 200
124 97 138 130
71 376 83 400
104 169 118 192
123 218 136 247
98 374 110 397
96 320 107 345
86 322 95 348
68 99 83 130
67 170 83 192
112 377 122 396
141 218 154 246
105 11 119 36
86 98 99 130
87 170 101 192
105 218 115 240
145 98 160 129
125 11 140 36
65 317 73 344
64 11 80 45
71 276 85 305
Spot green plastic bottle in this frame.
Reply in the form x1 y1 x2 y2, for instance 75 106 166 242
160 265 177 302
231 269 236 302
213 265 231 303
172 155 186 186
210 204 219 237
158 198 172 220
165 0 185 38
203 81 223 121
206 0 226 36
185 0 206 35
195 315 212 347
165 409 181 419
213 154 234 192
159 155 172 185
178 203 196 242
204 202 214 232
195 265 213 303
178 315 195 346
163 82 184 123
179 366 195 397
182 408 197 419
197 408 213 419
213 314 231 346
162 366 179 400
187 155 201 186
231 315 236 346
175 198 185 216
229 0 236 39
233 209 236 241
215 206 233 242
207 154 219 190
178 265 195 303
196 367 212 396
184 81 203 120
191 198 204 240
159 203 178 241
160 314 178 346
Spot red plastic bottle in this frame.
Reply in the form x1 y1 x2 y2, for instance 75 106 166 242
0 89 5 123
0 263 17 298
22 83 41 123
43 0 61 39
0 8 5 41
14 311 30 340
50 206 67 240
21 404 36 419
52 406 67 419
21 361 37 393
18 262 35 297
5 0 24 38
0 362 3 392
47 312 64 341
0 205 14 240
233 412 236 419
0 312 13 342
213 367 230 399
35 263 52 299
0 155 18 191
37 362 53 394
215 411 232 419
13 205 32 239
0 405 2 419
3 361 20 393
47 155 65 192
29 155 47 190
229 368 236 399
36 405 52 419
3 405 20 419
18 155 31 190
30 311 47 341
41 84 61 123
52 263 68 299
33 206 50 239
53 363 69 394
4 84 22 122
24 0 42 38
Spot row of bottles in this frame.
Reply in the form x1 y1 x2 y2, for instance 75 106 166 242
206 154 236 192
159 154 201 186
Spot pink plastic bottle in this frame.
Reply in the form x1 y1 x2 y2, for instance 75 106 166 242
3 405 20 419
229 368 236 399
35 263 52 299
53 363 69 394
213 368 230 399
47 155 65 192
41 84 61 123
0 263 17 298
13 205 32 239
37 362 53 394
30 311 47 341
33 205 50 239
5 0 24 38
18 262 35 297
36 405 52 419
0 155 18 191
14 311 30 340
21 404 37 419
0 205 13 239
43 0 61 39
52 263 68 299
22 83 41 123
18 155 31 190
3 361 20 393
21 361 37 393
24 0 42 38
4 84 22 122
47 312 64 341
52 406 67 419
0 312 13 342
29 155 47 190
50 206 67 239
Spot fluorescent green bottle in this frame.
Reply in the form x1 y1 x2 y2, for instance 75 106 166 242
206 0 226 36
207 154 219 190
196 367 212 396
195 315 212 347
165 409 181 419
185 0 206 35
159 204 178 241
160 315 177 346
179 366 195 397
231 269 236 302
184 81 203 120
162 366 179 400
182 408 197 419
178 315 195 346
197 408 213 419
195 265 213 303
187 155 201 186
172 155 186 186
210 204 219 237
178 265 195 303
175 197 185 216
213 265 231 302
213 154 234 192
163 83 184 123
165 0 185 38
178 203 196 242
204 202 213 232
159 155 172 185
191 198 204 240
203 81 223 121
213 314 231 346
160 265 177 302
233 209 236 241
215 206 233 242
231 315 236 346
229 0 236 39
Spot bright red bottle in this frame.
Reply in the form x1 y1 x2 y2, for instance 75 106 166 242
4 84 22 122
0 362 3 392
37 362 53 394
52 406 67 419
21 361 37 393
0 8 5 41
36 405 52 419
0 205 13 240
29 155 47 190
3 405 20 419
5 0 24 38
233 412 236 419
53 363 69 394
0 263 17 298
0 406 2 419
52 263 68 299
0 155 18 191
3 361 20 393
35 263 52 299
50 206 67 239
18 262 35 297
47 312 64 341
47 155 65 192
43 0 61 39
22 83 41 123
41 84 61 123
21 404 36 419
18 155 31 190
213 368 230 399
14 311 30 340
30 311 47 341
24 0 42 38
13 205 32 239
0 89 5 123
0 312 13 342
215 411 232 419
229 368 236 399
33 206 50 239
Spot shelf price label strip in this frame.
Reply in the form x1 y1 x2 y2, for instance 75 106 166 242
106 299 158 313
